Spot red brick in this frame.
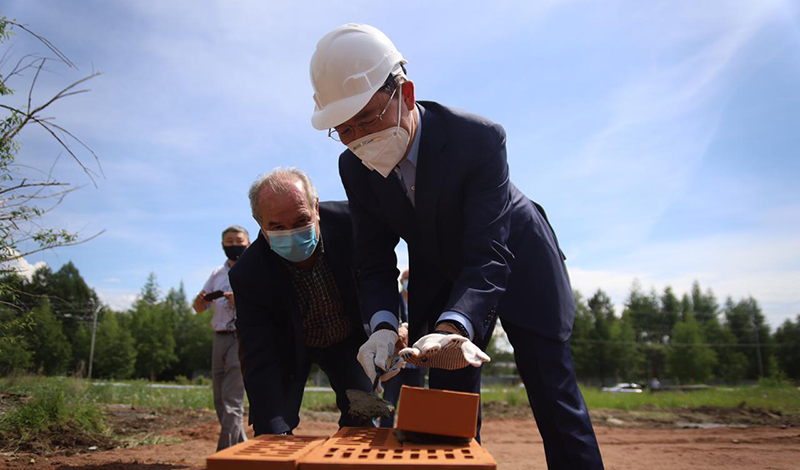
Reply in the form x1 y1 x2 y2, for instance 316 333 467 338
395 386 480 439
207 434 325 470
299 427 496 469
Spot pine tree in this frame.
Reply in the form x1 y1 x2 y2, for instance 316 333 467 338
667 313 717 383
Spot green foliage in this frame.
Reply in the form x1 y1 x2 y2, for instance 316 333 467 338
691 280 719 324
91 313 137 379
724 296 773 379
623 280 664 343
570 290 594 380
774 315 800 379
0 377 107 449
0 311 33 375
25 298 71 375
667 313 717 383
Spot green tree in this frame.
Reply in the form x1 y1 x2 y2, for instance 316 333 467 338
164 283 212 379
609 311 642 382
623 280 663 342
702 317 748 383
130 274 176 380
773 316 800 379
724 296 773 379
680 293 693 321
691 281 718 325
660 286 681 340
0 308 33 374
667 313 717 383
25 298 71 374
587 289 615 385
93 312 136 379
570 290 594 381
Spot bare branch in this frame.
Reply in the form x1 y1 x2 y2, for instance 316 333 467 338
2 229 105 262
0 180 68 196
27 57 45 113
3 20 75 68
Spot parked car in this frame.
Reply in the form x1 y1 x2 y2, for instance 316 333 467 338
601 382 643 393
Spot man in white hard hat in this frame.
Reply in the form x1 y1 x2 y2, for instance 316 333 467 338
310 23 604 469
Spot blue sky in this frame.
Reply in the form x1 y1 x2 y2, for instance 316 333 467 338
3 0 799 329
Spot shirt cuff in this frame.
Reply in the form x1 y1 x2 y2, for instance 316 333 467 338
369 310 399 334
436 311 475 340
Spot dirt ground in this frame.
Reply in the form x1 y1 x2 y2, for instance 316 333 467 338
2 406 798 469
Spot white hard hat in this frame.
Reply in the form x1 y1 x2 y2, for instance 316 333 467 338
310 23 407 130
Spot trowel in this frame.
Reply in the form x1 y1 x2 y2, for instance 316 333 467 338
346 368 395 421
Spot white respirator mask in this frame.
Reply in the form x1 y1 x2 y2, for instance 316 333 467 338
347 83 410 178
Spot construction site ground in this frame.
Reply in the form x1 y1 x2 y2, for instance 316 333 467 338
2 404 798 469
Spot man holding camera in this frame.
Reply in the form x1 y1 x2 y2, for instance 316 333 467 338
193 225 250 450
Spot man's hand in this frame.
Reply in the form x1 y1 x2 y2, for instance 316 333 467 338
192 291 209 314
223 291 235 309
397 322 409 349
399 332 490 370
357 329 404 394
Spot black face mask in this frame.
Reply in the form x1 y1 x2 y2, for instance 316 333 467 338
223 245 246 261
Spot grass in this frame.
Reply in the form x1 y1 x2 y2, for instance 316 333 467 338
580 383 800 412
1 375 797 451
0 376 109 451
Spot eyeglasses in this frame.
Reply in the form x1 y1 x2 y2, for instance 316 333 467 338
328 86 398 142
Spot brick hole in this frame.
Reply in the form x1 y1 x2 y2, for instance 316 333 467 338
358 455 368 459
428 449 436 453
377 453 386 459
461 449 471 453
393 455 403 459
342 452 352 458
465 455 475 459
411 454 420 459
446 453 455 459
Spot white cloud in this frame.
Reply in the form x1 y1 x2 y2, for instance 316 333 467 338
569 229 800 329
1 251 47 280
96 289 137 312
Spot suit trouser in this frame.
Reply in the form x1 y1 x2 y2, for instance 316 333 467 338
380 366 426 427
212 331 247 451
282 333 374 432
503 319 604 470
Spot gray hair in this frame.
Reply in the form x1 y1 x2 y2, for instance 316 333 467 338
221 225 249 241
249 167 318 224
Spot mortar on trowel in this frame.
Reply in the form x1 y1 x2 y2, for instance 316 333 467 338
346 372 395 421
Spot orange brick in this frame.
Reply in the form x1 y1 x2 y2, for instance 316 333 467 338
395 386 480 439
299 427 496 469
207 434 326 470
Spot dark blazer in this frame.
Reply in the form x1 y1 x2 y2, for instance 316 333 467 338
339 101 575 343
230 201 366 434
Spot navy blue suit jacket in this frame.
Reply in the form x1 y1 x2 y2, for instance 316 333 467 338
230 201 366 434
339 101 574 343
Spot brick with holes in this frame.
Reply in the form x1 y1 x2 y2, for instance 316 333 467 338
395 386 480 439
298 427 496 469
207 434 326 470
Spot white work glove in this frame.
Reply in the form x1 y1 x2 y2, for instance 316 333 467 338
399 333 490 370
357 329 404 394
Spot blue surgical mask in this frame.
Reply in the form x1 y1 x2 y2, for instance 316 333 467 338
266 223 318 263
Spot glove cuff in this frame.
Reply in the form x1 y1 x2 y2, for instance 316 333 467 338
374 321 398 334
